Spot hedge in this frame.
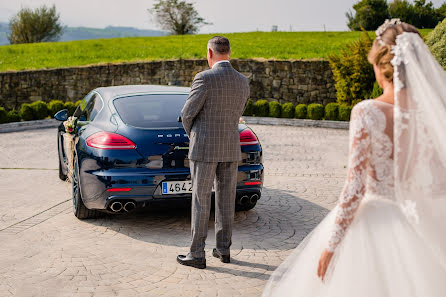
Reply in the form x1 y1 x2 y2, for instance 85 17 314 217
269 101 282 118
7 110 21 123
254 100 269 117
339 105 353 121
64 102 76 116
20 103 35 121
0 107 7 124
295 104 308 119
281 103 294 118
48 100 65 117
307 103 324 120
1 99 355 124
325 103 339 121
243 99 254 116
30 101 49 120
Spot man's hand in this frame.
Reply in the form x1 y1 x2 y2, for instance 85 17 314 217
317 248 334 281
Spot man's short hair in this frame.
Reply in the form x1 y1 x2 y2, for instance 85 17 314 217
208 36 230 55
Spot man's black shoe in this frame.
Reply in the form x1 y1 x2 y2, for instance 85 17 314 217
212 248 230 263
177 254 206 269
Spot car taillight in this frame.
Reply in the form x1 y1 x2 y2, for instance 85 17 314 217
244 181 262 185
106 188 132 192
240 129 259 146
86 132 136 149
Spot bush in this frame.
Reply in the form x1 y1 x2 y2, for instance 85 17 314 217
307 103 324 120
426 18 446 70
0 107 7 124
325 103 339 121
64 101 76 116
20 103 35 121
295 104 308 119
339 105 353 121
7 110 21 123
369 81 383 98
30 100 49 120
243 99 254 116
269 101 282 118
281 102 295 118
254 100 269 117
328 30 374 105
48 100 65 117
75 100 82 107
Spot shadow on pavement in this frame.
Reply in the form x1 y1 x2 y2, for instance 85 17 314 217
84 187 329 253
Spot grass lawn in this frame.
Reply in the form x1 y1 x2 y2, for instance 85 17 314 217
0 30 432 72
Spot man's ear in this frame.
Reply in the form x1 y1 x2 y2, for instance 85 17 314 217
208 48 213 59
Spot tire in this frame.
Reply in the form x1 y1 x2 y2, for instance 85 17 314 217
72 156 99 219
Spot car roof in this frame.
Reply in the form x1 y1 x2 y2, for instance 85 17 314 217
94 85 191 101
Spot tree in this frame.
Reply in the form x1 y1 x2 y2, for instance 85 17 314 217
149 0 209 35
389 0 416 23
412 0 441 28
438 3 446 19
348 0 445 31
347 0 390 31
8 5 63 44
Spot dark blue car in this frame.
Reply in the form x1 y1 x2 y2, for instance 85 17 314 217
55 85 264 219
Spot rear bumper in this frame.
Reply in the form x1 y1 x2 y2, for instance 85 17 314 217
79 164 264 210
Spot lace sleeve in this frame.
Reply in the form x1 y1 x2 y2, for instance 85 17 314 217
327 103 371 252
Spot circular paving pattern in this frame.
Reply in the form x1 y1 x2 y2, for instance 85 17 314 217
0 125 349 296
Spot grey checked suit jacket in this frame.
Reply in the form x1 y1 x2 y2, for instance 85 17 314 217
181 62 250 162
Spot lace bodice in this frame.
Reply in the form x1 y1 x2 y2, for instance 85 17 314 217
327 100 395 252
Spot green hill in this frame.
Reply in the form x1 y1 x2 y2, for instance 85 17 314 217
0 30 432 72
0 22 165 45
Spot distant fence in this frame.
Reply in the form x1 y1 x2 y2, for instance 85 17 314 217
0 59 336 110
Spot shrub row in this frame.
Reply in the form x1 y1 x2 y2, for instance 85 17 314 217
243 99 353 121
0 100 81 124
1 98 353 124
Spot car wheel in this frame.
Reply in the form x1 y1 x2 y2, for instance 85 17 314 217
72 156 99 219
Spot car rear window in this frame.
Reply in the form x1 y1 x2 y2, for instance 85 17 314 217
113 94 188 129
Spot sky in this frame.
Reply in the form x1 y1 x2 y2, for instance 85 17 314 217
0 0 445 32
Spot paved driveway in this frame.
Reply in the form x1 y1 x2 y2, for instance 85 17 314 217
0 125 349 297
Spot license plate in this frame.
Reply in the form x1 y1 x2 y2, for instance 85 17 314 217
162 181 192 195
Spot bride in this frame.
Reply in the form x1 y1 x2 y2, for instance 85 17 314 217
262 20 446 297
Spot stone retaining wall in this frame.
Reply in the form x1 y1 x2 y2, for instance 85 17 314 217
0 59 337 110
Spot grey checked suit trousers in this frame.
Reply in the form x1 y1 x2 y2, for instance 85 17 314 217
181 61 250 258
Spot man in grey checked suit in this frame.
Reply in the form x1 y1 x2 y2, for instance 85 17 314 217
177 36 250 269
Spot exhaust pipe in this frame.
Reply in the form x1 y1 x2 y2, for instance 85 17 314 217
110 201 123 212
239 195 249 205
123 201 136 212
250 194 259 204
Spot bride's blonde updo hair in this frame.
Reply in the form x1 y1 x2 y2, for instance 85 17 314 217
368 22 420 83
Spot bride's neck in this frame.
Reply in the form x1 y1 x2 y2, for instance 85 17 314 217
376 81 394 105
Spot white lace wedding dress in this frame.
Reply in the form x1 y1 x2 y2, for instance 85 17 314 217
262 98 446 297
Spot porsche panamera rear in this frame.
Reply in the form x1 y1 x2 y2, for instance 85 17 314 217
57 85 263 219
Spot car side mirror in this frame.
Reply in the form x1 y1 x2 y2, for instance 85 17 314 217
54 109 68 121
